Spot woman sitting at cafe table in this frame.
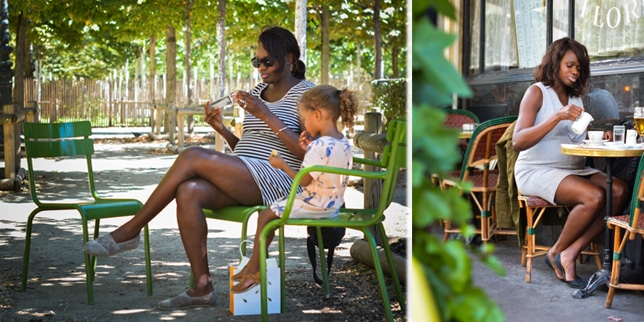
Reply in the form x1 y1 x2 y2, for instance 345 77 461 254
512 37 629 289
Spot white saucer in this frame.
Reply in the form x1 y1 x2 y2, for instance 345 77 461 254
583 139 608 146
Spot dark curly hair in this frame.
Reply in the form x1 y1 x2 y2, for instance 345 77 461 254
300 85 358 133
258 26 306 80
534 37 590 97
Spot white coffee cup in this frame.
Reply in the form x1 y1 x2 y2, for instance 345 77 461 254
571 111 594 134
626 129 638 145
587 130 604 141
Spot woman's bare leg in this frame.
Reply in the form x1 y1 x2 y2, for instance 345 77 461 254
174 178 256 296
549 172 628 281
109 146 263 243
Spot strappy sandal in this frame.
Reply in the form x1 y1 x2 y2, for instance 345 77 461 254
230 272 260 294
231 269 245 282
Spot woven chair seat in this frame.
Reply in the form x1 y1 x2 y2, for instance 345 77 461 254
520 195 555 207
608 214 644 233
466 170 499 189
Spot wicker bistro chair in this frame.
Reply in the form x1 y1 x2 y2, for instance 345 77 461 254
442 116 517 243
518 192 601 283
443 109 480 129
444 109 480 158
606 155 644 308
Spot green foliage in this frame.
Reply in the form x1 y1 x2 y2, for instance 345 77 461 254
8 0 406 82
371 78 406 129
412 2 505 321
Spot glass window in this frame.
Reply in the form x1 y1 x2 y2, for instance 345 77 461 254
469 0 518 74
575 0 644 60
513 0 547 68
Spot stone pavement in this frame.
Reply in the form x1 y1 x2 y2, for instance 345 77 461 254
429 223 644 322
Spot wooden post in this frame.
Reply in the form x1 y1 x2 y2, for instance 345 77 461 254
1 103 24 191
24 100 39 123
363 111 383 246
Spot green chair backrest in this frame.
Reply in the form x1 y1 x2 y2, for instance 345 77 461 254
628 154 644 226
23 121 97 205
377 119 407 214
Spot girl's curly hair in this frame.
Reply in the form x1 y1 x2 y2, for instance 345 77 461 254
300 85 358 133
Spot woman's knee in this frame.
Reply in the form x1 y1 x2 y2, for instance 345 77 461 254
176 146 214 164
612 179 630 204
176 179 207 206
581 185 605 210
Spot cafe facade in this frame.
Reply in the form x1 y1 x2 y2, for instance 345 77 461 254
446 0 644 124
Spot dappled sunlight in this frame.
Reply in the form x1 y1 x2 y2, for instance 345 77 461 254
112 308 152 315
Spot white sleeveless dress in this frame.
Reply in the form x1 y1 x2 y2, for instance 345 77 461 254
514 82 599 204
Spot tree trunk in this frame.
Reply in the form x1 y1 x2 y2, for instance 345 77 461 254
217 0 226 97
14 13 26 109
373 0 382 79
149 36 160 134
294 0 307 62
165 26 177 138
320 6 330 85
392 46 399 78
185 0 194 133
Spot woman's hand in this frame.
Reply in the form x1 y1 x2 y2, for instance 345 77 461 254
298 131 312 151
232 90 269 119
204 101 225 132
557 103 584 122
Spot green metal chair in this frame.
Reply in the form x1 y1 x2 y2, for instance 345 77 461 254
252 119 407 321
21 121 152 304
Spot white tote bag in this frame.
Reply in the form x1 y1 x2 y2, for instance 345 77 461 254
229 240 281 316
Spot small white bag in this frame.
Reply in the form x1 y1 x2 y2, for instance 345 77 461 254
229 240 281 316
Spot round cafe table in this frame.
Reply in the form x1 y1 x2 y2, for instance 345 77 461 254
459 131 473 139
560 143 644 299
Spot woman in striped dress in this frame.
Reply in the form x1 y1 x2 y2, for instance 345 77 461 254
84 26 314 310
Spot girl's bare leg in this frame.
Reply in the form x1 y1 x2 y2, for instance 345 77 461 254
234 208 279 290
109 147 263 243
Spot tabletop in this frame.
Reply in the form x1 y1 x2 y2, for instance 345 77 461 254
560 143 644 158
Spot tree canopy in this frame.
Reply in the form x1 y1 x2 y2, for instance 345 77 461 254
7 0 407 82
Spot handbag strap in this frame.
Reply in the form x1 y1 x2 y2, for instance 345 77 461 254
239 239 253 257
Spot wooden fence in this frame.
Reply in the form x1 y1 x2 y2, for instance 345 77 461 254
19 76 372 128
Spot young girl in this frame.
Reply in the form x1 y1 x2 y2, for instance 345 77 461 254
230 84 358 293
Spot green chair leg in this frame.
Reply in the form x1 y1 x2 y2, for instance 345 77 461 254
21 211 37 292
316 226 331 298
362 227 394 322
259 228 270 322
377 223 405 311
144 224 153 295
278 226 286 313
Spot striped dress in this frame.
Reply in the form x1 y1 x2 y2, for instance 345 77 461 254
234 80 315 205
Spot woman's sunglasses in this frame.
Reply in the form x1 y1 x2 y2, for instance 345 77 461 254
251 56 275 68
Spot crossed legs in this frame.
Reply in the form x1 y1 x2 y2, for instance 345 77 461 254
547 172 628 283
93 147 263 298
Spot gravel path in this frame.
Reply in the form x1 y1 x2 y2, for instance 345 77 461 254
0 134 407 321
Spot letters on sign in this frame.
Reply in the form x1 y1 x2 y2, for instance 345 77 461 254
579 0 643 29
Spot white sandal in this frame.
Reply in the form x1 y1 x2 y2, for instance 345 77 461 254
158 291 217 310
83 233 140 257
